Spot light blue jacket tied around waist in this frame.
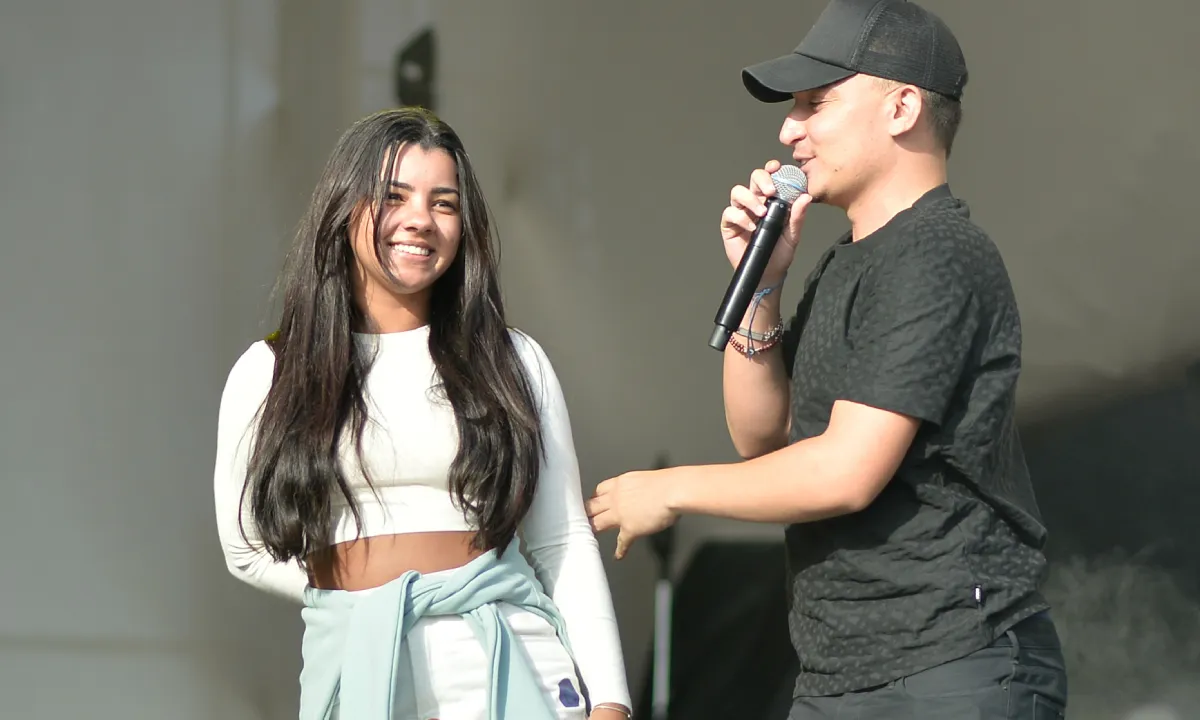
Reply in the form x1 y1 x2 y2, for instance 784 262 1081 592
298 541 581 720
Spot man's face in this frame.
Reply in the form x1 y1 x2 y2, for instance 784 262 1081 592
778 74 901 208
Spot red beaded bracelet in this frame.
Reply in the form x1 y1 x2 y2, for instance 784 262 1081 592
728 333 782 357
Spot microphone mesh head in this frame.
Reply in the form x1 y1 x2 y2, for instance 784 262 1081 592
771 165 808 205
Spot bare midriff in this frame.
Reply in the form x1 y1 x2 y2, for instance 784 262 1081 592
306 531 484 591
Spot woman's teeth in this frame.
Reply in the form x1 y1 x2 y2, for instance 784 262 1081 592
393 244 431 256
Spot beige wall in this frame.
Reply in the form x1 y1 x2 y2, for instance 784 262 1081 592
0 0 300 717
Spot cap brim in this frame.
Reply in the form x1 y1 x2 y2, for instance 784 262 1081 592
742 53 856 103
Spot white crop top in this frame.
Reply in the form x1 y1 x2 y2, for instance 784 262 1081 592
213 326 630 707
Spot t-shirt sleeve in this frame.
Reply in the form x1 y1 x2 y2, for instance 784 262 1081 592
841 237 981 426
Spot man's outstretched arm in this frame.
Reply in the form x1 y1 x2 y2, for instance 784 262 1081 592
586 399 919 558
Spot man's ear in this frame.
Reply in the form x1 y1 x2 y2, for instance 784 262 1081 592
887 84 924 138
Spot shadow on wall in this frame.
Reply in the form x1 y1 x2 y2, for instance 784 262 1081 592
1025 360 1200 719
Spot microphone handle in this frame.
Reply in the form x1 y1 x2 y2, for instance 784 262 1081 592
709 197 790 351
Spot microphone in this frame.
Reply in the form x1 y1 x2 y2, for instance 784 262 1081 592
708 165 807 351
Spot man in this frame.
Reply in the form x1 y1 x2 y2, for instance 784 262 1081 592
585 0 1068 716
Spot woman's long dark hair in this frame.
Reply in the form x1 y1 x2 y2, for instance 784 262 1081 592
242 107 542 563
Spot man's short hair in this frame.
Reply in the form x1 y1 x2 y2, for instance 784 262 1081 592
876 76 963 157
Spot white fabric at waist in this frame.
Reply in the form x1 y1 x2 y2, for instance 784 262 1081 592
329 484 474 544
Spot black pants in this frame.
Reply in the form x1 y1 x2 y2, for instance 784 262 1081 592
789 612 1068 719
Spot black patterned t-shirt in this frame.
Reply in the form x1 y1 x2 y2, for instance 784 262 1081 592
781 184 1051 696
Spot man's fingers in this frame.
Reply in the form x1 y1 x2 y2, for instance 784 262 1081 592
615 531 633 561
721 205 757 237
787 193 812 235
750 168 777 199
585 493 609 518
593 477 614 496
730 185 767 216
589 509 617 533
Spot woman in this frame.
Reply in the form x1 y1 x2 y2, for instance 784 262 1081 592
213 107 631 720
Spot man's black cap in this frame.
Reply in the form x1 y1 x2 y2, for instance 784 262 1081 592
743 0 968 102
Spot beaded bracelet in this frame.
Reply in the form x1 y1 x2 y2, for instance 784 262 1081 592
735 317 785 343
728 331 782 357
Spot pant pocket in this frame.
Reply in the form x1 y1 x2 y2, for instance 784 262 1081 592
1032 694 1066 720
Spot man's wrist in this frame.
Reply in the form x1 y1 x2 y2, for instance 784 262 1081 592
737 273 787 329
664 467 688 515
665 465 714 516
758 271 788 292
740 301 782 331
